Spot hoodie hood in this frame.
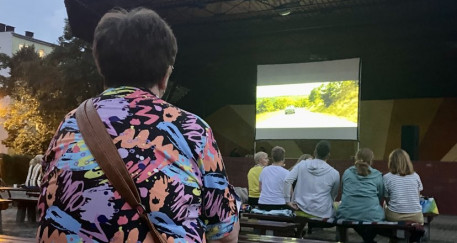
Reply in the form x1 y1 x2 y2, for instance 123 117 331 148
348 165 382 179
304 159 334 176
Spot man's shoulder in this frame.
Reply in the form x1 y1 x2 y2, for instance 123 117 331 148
329 164 340 175
279 166 290 174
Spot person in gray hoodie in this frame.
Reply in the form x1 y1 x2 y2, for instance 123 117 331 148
284 140 340 218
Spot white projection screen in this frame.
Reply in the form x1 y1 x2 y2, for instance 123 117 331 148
255 58 361 140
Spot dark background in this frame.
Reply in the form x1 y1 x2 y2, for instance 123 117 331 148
170 1 457 117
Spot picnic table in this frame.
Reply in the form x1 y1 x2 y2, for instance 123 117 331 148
0 186 40 223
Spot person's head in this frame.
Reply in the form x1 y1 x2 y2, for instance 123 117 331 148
30 154 44 166
314 140 331 160
254 151 269 166
289 154 313 171
92 7 177 94
388 149 414 176
297 154 313 163
354 148 374 176
271 146 285 163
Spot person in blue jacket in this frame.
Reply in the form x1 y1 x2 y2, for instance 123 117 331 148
336 148 384 243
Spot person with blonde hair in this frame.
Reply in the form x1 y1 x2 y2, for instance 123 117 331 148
336 148 384 242
384 149 423 224
247 151 269 206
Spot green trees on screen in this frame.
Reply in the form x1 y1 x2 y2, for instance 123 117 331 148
256 81 358 122
308 81 359 122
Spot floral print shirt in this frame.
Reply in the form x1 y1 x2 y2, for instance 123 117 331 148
37 86 238 243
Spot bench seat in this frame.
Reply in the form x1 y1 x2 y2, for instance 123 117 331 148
238 234 334 243
10 198 38 223
243 212 428 242
240 218 301 237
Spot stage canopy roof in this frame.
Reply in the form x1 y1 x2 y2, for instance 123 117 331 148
65 0 452 42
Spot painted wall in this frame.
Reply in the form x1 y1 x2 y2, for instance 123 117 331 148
206 98 457 161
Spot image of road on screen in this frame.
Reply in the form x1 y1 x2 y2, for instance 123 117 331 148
256 80 359 129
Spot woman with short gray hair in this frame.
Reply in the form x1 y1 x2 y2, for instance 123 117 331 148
37 7 239 243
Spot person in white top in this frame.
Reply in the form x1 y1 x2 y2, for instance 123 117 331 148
258 146 290 211
383 148 424 224
284 140 340 218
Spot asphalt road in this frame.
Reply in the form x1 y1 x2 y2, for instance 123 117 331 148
256 108 357 128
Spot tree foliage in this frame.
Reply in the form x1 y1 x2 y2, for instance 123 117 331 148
257 96 305 113
0 85 52 154
308 81 359 122
0 22 103 155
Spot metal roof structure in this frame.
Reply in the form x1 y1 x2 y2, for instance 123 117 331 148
65 0 455 42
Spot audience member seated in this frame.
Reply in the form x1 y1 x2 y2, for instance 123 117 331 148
288 154 313 197
336 148 384 243
24 155 43 188
258 146 289 211
384 149 424 224
284 140 340 218
247 151 269 206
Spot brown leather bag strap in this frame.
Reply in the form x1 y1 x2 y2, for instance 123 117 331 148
75 99 165 243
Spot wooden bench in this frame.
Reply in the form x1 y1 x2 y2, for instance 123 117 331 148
0 199 13 233
332 220 424 242
0 187 39 223
242 213 333 237
243 213 428 242
423 213 437 241
238 234 334 242
12 198 38 223
240 218 302 237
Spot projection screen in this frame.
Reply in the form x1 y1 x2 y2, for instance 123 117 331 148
255 58 361 140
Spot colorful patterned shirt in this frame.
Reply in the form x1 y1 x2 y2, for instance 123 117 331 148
37 86 238 243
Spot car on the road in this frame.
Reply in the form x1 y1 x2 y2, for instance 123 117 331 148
284 105 295 115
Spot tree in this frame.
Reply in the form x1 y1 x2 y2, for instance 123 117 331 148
0 22 103 155
0 85 52 154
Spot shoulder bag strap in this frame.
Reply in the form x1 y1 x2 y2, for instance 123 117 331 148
75 99 166 243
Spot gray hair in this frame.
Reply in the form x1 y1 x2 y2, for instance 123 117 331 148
254 152 268 164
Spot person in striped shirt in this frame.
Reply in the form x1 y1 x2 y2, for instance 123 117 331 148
383 149 424 224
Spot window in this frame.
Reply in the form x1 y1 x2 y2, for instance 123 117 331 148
38 49 45 58
18 44 29 50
